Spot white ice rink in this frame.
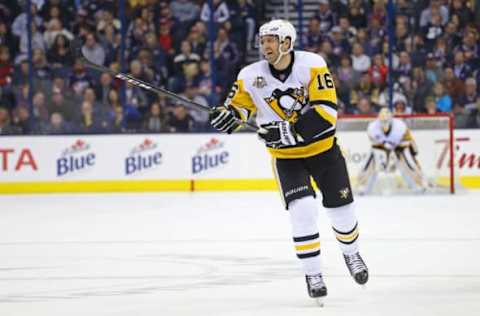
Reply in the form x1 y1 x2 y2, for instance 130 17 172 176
0 191 479 316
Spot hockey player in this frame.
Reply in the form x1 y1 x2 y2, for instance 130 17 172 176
208 19 368 303
357 108 430 194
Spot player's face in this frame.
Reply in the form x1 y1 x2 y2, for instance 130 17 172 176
260 35 280 64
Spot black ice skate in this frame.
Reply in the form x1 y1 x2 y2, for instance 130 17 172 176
306 273 327 297
344 252 369 285
306 273 327 307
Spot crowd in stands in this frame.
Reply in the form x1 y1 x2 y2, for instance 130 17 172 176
0 0 479 135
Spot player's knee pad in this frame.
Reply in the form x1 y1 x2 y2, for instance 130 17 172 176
289 196 319 236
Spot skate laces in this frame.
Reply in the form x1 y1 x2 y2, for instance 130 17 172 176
345 253 366 274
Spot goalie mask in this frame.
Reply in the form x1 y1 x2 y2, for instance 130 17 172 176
259 19 296 65
378 108 393 133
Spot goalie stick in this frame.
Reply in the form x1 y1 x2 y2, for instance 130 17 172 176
80 57 259 132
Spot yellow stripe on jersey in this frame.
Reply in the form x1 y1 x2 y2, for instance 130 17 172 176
267 136 334 159
308 67 337 104
227 79 257 121
295 241 321 251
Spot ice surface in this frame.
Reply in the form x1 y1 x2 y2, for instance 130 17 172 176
0 191 479 316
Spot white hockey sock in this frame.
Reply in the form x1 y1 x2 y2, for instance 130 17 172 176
289 196 322 276
325 203 360 255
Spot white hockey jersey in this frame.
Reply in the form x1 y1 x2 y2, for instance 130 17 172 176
225 50 338 159
367 118 412 148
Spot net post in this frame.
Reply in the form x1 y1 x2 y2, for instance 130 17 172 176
448 113 455 194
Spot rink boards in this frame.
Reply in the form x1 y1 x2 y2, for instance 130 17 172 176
0 130 479 193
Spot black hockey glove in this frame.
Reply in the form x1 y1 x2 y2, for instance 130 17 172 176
209 106 241 134
258 121 302 148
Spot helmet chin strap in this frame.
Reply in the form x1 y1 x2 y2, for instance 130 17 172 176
272 41 290 65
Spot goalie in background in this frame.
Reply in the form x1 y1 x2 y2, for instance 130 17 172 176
357 108 431 194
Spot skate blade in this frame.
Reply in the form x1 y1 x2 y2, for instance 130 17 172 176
315 297 325 307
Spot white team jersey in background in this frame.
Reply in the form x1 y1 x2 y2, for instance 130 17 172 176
367 118 408 148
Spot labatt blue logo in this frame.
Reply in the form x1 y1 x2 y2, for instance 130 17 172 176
57 139 95 176
192 138 229 174
125 138 162 175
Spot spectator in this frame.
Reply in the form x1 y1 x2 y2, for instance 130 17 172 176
394 51 412 80
183 85 209 131
74 100 106 134
457 77 479 112
442 67 464 103
337 16 356 44
421 11 443 51
337 54 359 90
304 18 323 52
329 26 351 61
466 97 480 128
31 91 50 126
207 27 239 88
11 3 43 39
425 96 438 114
174 40 201 73
81 33 106 66
0 45 13 87
96 9 121 34
170 0 200 27
12 105 38 134
433 82 452 112
47 34 74 68
348 3 367 29
354 97 376 115
351 42 371 73
425 53 441 83
18 23 46 62
452 50 472 81
368 54 388 87
44 112 70 134
419 0 449 28
185 23 207 57
69 58 93 96
0 20 17 57
0 106 16 134
158 20 174 55
47 91 75 123
43 18 73 49
108 104 127 133
314 0 335 33
143 101 169 132
393 96 412 114
167 104 195 132
411 67 433 113
200 0 230 26
449 0 474 29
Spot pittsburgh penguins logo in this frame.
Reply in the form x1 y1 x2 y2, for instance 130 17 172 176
264 87 307 121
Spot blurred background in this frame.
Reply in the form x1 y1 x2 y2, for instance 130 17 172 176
0 0 479 136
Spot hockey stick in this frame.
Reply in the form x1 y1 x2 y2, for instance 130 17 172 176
80 57 259 132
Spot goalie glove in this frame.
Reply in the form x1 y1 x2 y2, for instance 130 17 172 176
257 121 302 148
209 106 241 134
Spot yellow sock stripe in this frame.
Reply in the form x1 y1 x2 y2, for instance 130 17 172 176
295 241 321 252
335 229 359 242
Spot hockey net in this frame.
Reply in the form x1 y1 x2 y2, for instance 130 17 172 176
336 113 457 194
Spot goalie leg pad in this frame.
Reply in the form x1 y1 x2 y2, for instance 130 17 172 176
395 147 428 190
